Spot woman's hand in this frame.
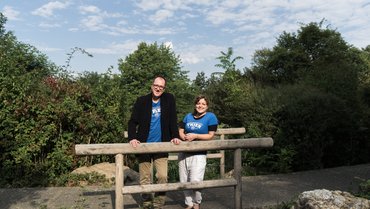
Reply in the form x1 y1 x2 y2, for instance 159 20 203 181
184 133 198 141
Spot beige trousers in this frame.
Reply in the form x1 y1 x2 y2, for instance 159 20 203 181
139 156 168 206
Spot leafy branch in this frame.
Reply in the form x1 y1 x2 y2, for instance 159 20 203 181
62 47 93 71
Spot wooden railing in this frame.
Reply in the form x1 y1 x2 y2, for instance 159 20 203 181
125 128 246 178
75 137 273 209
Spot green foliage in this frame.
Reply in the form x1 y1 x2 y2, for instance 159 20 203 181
215 47 243 71
167 160 179 183
204 158 221 180
357 179 370 200
241 147 296 175
276 86 357 170
193 71 209 93
205 21 370 175
62 47 93 71
268 199 297 209
0 15 129 186
250 20 357 87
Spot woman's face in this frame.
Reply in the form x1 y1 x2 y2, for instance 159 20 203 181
195 98 208 114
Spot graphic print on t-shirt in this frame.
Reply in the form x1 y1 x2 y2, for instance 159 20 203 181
187 122 202 131
147 101 161 143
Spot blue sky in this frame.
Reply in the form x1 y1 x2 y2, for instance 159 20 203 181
1 0 369 79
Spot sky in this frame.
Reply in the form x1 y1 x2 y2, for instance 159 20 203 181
1 0 370 79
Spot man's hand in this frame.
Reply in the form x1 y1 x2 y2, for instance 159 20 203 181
171 138 181 145
129 139 140 148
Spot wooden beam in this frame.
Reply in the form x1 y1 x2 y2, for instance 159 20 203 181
75 138 273 156
168 153 222 161
122 179 237 194
215 127 246 135
123 127 246 138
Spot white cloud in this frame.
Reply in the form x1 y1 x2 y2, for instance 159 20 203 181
177 44 224 64
141 27 179 35
85 40 141 55
40 46 63 52
134 0 212 25
80 15 107 31
135 0 213 11
205 7 237 25
4 0 370 78
2 6 21 20
32 1 70 17
220 0 244 9
79 5 101 14
78 5 123 32
39 22 62 28
134 1 163 11
68 27 79 32
79 5 122 18
149 9 174 25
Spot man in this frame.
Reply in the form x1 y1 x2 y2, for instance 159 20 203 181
128 76 180 209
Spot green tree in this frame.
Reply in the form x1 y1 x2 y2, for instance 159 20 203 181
0 14 58 186
203 47 246 126
1 14 127 186
250 20 357 88
246 20 369 171
215 47 243 71
193 71 208 93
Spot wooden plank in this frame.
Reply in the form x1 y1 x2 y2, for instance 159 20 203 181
123 127 246 138
75 138 273 156
122 179 237 194
168 153 222 161
215 128 246 135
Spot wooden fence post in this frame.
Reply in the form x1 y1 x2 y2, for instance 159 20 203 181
115 154 124 209
220 133 225 178
234 148 242 209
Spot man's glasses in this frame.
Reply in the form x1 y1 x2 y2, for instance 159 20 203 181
152 84 165 90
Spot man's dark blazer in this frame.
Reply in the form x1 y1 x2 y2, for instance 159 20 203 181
128 92 180 159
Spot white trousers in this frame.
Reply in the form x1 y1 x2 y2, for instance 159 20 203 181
178 153 207 207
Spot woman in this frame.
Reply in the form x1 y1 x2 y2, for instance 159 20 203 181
178 95 218 209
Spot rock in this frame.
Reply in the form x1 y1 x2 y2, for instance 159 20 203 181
225 169 234 178
72 162 139 184
292 189 370 209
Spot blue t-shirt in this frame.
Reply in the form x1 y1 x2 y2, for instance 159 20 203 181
183 112 218 134
147 100 161 143
182 112 218 155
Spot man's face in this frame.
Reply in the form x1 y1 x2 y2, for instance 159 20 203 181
151 77 166 98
